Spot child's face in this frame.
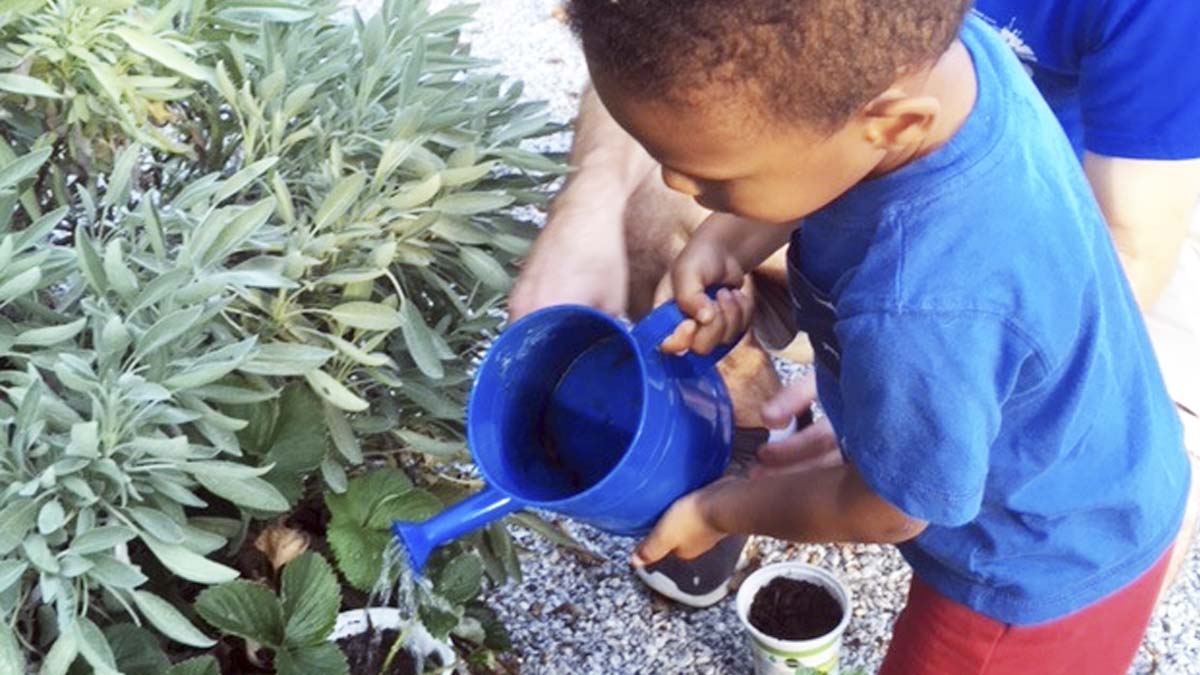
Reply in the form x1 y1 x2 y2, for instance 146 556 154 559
594 74 888 224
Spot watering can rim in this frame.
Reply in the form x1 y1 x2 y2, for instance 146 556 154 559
465 303 664 509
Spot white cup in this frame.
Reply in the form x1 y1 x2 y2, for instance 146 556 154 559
735 562 852 675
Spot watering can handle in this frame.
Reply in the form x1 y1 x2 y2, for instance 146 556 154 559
632 286 743 370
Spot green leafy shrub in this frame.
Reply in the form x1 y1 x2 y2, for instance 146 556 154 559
0 0 562 669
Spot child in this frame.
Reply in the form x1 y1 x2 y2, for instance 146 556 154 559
566 1 1190 672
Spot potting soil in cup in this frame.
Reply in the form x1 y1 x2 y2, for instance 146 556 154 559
749 577 843 640
736 562 852 675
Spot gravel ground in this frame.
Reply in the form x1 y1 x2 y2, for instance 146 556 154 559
348 1 1200 672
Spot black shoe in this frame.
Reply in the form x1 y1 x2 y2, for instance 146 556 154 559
634 533 749 608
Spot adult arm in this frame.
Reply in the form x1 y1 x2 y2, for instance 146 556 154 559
1083 155 1200 309
508 85 658 320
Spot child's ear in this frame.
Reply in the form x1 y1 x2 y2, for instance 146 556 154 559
859 89 941 151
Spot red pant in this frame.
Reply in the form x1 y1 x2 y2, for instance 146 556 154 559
880 548 1171 675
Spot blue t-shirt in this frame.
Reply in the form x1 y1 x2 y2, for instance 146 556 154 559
789 16 1189 625
974 0 1200 160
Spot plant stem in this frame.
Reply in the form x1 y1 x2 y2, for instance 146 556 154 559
380 621 413 674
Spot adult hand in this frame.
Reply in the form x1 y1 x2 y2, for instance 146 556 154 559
508 208 629 321
753 372 844 476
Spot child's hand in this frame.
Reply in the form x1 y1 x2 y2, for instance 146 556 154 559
632 478 732 565
658 238 754 355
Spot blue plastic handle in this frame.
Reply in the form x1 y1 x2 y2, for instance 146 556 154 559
392 484 519 574
632 286 742 370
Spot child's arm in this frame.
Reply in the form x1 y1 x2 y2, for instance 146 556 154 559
634 463 927 565
660 213 792 355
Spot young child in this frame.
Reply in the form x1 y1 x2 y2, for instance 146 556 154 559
566 1 1190 672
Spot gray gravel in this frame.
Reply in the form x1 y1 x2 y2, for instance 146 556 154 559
349 1 1200 672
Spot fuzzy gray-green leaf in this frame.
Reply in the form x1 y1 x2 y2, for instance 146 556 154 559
132 591 216 649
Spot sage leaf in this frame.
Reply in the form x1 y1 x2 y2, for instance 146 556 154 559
214 157 278 204
38 631 78 675
386 172 442 211
0 147 51 191
304 369 369 412
433 191 513 215
0 267 41 303
459 247 512 291
0 620 24 675
400 300 444 379
0 73 61 99
131 591 216 649
14 318 87 346
135 305 205 359
36 500 65 535
113 28 210 81
70 526 135 555
241 342 333 376
323 404 362 464
74 228 107 294
0 500 42 554
101 143 141 209
189 462 290 512
0 560 28 594
87 555 149 589
21 534 58 573
141 535 239 584
74 618 119 675
329 301 402 332
129 507 185 544
313 174 365 231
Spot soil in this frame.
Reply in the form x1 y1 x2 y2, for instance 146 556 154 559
337 628 445 675
749 577 843 641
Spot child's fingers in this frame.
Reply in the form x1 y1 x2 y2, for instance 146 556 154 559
659 318 698 354
690 306 728 354
632 524 674 567
718 288 753 344
673 279 716 325
761 372 817 429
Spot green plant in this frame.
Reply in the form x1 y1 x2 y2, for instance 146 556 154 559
325 467 440 594
195 551 345 675
0 0 562 668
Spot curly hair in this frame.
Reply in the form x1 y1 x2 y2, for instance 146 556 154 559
568 0 972 131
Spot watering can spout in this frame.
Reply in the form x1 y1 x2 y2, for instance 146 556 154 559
392 485 519 573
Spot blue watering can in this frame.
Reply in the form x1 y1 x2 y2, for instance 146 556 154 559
393 296 736 572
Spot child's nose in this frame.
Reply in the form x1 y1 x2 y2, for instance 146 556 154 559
661 167 703 197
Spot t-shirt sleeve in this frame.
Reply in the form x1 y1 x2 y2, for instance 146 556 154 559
1078 0 1200 159
833 311 1042 527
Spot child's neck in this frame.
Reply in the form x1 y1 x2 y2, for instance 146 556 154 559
872 39 978 176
